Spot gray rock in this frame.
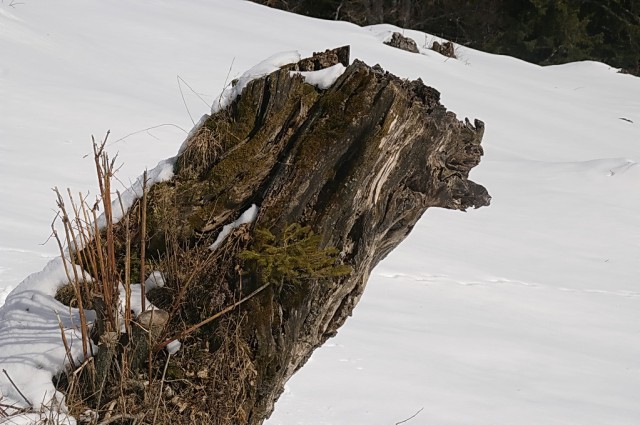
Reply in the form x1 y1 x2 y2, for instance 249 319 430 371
384 32 420 53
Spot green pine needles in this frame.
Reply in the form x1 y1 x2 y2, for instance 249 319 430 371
240 223 351 284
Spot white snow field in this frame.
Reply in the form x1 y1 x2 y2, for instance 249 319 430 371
1 1 639 424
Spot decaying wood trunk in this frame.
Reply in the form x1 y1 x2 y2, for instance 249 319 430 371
117 46 489 424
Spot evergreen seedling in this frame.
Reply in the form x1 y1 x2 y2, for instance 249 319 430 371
240 223 351 284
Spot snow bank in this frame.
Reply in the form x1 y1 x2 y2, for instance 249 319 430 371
0 258 92 420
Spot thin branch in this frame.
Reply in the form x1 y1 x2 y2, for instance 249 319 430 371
117 192 132 337
97 413 143 425
214 57 236 111
140 170 148 312
0 401 29 416
177 76 196 126
2 369 33 408
151 353 171 425
55 311 76 370
106 123 188 150
395 407 424 425
161 247 218 340
51 196 89 359
177 75 212 110
155 281 271 352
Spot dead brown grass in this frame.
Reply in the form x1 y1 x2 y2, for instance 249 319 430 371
51 133 260 424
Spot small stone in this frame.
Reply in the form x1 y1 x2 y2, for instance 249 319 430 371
431 41 456 58
384 32 419 53
137 309 169 329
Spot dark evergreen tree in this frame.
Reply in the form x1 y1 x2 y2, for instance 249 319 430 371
250 0 640 75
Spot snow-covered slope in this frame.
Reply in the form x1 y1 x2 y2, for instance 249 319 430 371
1 1 639 424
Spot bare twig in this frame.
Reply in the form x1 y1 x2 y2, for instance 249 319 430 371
151 353 171 425
140 170 148 312
215 57 236 111
177 75 212 110
97 413 143 425
2 369 33 408
156 281 271 352
177 76 196 125
91 206 107 305
51 211 73 286
0 401 29 417
51 196 89 359
55 311 76 370
160 248 217 341
117 192 132 337
80 196 100 279
106 123 188 148
394 407 424 425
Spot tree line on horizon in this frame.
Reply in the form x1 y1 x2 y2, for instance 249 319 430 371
251 0 640 75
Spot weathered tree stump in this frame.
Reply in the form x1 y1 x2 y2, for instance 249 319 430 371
113 46 489 424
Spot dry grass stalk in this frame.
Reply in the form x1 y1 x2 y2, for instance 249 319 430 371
176 125 221 176
50 132 268 423
155 280 270 352
151 353 171 425
55 311 76 370
49 133 182 421
117 192 132 338
140 169 148 312
2 369 33 409
52 192 89 359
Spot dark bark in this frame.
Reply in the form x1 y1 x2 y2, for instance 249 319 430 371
134 47 489 424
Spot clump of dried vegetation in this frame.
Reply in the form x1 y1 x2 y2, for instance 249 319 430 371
7 131 351 424
43 133 260 424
